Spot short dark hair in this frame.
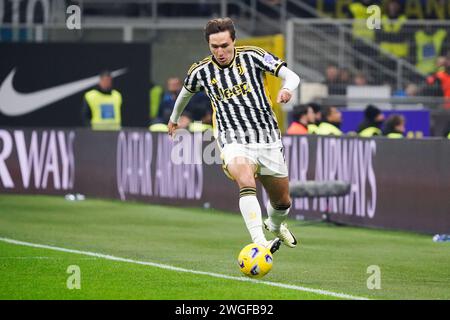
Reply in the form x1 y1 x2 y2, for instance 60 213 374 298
100 70 112 78
364 104 381 121
292 104 309 120
323 105 336 119
191 105 209 121
307 102 321 114
204 17 236 43
384 114 404 133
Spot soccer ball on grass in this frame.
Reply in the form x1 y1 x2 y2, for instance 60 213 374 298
238 243 273 278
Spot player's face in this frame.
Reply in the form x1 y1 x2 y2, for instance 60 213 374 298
208 31 235 66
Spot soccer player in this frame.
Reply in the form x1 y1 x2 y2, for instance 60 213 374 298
168 18 300 253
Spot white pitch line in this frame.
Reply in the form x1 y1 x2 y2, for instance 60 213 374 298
0 256 98 260
0 237 369 300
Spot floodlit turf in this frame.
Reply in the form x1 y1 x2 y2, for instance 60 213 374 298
0 195 449 300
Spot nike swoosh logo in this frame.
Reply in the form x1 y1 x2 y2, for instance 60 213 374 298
0 68 127 116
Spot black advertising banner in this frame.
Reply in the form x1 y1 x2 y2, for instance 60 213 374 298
0 43 150 127
0 127 449 234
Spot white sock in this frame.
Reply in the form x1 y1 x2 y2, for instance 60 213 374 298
266 201 290 232
239 188 266 245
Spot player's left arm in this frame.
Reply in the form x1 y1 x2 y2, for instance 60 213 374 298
276 66 301 104
249 47 300 104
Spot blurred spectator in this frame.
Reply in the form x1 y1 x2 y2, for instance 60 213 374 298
151 77 211 132
316 106 343 136
414 25 447 75
393 83 420 97
426 57 450 109
347 0 376 43
405 83 419 96
353 72 368 86
188 105 212 132
384 114 406 138
287 104 315 135
436 56 448 71
358 105 384 137
149 81 163 121
307 102 322 134
187 91 211 118
346 0 381 70
150 77 192 132
339 68 352 85
378 0 409 59
324 64 345 95
82 70 122 131
325 64 339 83
158 77 182 122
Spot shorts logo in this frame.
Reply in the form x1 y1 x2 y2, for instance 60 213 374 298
214 82 252 101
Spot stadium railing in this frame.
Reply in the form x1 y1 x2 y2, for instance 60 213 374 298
0 0 323 41
286 19 450 92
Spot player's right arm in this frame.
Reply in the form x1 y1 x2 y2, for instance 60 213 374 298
168 86 195 136
168 63 203 137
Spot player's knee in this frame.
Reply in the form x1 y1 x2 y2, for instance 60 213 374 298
235 174 256 189
271 198 291 211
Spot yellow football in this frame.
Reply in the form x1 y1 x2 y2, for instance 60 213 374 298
238 243 273 279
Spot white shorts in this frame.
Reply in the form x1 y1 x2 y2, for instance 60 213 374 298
220 140 288 179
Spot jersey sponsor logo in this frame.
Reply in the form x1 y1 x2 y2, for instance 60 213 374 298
214 82 252 101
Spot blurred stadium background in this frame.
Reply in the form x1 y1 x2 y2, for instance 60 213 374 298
1 0 450 300
1 0 450 133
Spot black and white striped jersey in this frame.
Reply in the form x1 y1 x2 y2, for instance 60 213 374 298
183 46 286 148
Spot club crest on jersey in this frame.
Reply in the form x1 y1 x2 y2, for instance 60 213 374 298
236 63 246 75
214 82 252 101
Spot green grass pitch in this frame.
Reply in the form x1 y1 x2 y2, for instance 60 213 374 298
0 194 449 300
